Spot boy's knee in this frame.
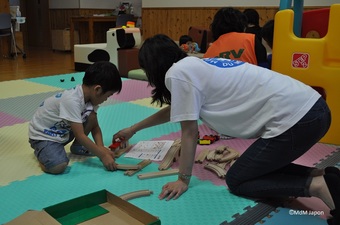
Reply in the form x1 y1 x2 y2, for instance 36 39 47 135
43 162 68 174
83 112 97 134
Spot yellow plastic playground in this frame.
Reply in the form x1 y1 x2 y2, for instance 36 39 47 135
272 1 340 144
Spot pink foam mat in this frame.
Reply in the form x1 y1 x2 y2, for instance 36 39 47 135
0 112 27 128
293 143 336 167
111 79 152 102
150 124 337 187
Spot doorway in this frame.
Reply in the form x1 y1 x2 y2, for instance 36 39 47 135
20 0 51 48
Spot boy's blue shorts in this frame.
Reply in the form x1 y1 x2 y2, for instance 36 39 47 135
29 134 74 170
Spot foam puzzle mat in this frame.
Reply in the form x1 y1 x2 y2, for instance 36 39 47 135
0 73 339 225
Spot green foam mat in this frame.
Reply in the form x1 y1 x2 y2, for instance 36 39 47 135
0 158 256 225
97 102 181 145
2 74 335 225
25 73 84 89
24 73 129 89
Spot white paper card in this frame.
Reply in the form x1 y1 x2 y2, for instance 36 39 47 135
124 140 174 161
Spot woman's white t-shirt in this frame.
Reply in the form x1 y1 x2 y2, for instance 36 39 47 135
29 85 98 143
165 57 320 139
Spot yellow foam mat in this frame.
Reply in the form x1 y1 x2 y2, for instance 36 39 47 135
0 122 88 186
0 80 62 99
0 123 43 185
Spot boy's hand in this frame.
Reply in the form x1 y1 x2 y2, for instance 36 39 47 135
99 147 117 171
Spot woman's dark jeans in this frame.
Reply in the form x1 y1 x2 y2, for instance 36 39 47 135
226 97 331 198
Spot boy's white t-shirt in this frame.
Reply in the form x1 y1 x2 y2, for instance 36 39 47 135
29 85 98 143
165 57 321 139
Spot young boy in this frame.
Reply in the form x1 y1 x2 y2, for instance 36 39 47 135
29 61 122 174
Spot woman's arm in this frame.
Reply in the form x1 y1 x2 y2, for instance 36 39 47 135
130 105 171 133
113 106 171 141
178 120 199 183
159 120 198 201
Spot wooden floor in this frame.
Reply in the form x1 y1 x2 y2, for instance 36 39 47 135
0 47 75 82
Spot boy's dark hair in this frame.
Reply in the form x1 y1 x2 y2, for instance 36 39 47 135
243 8 260 26
138 34 187 106
83 61 122 94
179 35 193 46
210 7 247 41
261 20 275 49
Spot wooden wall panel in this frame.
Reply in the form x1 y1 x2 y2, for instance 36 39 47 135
49 9 80 29
49 9 113 29
141 8 219 41
49 9 113 43
47 7 323 45
141 7 320 41
0 0 9 13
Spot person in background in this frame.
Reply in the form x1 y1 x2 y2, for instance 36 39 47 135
204 7 268 68
179 35 193 46
113 34 339 225
243 8 263 42
29 61 122 174
261 19 275 69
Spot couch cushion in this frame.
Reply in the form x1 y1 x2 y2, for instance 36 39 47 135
127 69 147 81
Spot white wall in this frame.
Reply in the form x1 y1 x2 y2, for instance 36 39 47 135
49 0 80 9
142 0 340 8
79 0 115 9
9 0 20 6
49 0 142 16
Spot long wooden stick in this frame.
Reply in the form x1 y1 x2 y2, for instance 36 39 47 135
218 152 239 162
195 149 210 163
124 159 152 176
158 139 181 170
114 145 132 158
119 190 153 201
206 150 216 161
116 164 141 170
138 169 179 180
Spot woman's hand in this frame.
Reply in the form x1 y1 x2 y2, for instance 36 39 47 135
112 127 135 143
158 180 189 201
112 106 171 144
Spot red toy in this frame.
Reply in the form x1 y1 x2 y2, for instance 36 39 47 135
197 134 220 145
109 137 125 149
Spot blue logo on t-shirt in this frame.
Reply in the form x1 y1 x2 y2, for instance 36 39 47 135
203 58 244 68
55 92 62 98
